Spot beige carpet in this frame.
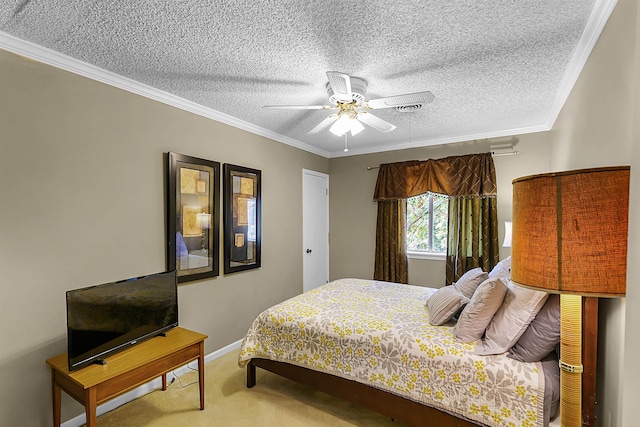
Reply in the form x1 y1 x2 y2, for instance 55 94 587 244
94 350 408 426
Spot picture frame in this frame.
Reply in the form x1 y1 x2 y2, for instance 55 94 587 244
167 152 220 282
223 164 261 274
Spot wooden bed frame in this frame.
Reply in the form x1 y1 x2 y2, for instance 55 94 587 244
245 297 599 427
246 358 477 427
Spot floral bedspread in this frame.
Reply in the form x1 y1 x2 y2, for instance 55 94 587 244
239 278 545 427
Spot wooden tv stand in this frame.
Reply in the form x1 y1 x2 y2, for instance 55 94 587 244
46 327 207 427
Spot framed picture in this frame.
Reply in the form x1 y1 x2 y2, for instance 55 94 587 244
223 164 261 274
167 152 220 282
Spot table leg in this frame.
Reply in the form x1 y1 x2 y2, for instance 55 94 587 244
51 371 61 427
162 372 167 390
198 341 205 410
85 387 97 427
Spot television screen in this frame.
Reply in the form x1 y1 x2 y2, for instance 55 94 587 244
66 270 178 371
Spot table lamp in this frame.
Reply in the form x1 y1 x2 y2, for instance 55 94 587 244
510 166 629 427
503 221 512 247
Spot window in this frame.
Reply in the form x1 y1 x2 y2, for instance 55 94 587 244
406 192 448 256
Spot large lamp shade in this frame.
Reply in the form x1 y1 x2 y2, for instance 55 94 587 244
511 166 629 296
511 166 629 427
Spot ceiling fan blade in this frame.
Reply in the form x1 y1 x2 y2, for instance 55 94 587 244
308 115 338 134
365 91 435 109
357 112 397 133
326 71 353 103
263 104 330 110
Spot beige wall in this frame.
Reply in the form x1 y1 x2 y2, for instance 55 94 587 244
546 1 637 425
623 0 640 425
329 135 552 287
0 49 328 426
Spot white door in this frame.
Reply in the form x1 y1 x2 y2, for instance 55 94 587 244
303 169 329 292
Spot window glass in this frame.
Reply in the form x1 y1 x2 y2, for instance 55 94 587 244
407 193 448 253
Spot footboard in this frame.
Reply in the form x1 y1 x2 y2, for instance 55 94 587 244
247 358 478 427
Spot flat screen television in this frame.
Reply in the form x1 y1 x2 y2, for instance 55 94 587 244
66 270 178 371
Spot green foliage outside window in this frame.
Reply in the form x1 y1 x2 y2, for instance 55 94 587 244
406 193 448 253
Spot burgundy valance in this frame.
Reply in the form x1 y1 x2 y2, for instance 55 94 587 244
373 153 497 201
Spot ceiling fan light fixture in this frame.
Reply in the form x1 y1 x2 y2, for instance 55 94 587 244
329 112 364 136
350 118 365 135
329 114 351 136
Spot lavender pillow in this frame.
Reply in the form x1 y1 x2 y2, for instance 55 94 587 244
508 294 560 362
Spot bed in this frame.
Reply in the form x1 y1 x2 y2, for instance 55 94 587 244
239 276 560 427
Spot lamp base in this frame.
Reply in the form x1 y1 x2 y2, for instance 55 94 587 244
559 296 600 427
559 360 583 374
560 294 582 427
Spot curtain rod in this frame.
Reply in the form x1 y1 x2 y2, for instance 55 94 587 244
491 150 520 157
366 150 519 170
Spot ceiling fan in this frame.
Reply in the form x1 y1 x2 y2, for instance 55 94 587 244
264 71 434 137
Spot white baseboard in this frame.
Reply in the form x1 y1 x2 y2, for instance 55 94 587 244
60 338 243 427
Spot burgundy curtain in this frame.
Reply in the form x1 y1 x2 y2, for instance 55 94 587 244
373 153 499 284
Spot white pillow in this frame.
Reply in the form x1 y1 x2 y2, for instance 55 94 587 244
453 267 488 299
453 277 509 343
488 256 511 279
475 281 549 355
426 286 470 326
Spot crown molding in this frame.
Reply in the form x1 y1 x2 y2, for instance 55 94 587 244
0 31 331 158
327 124 549 158
545 0 618 127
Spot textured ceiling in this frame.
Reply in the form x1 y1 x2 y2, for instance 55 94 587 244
0 1 614 157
